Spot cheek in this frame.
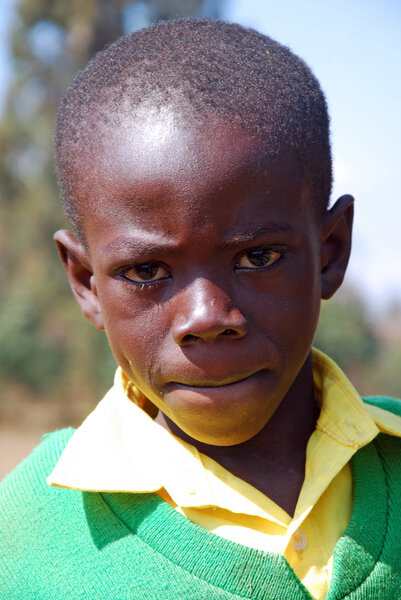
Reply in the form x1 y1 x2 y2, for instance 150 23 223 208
242 258 321 346
97 283 169 378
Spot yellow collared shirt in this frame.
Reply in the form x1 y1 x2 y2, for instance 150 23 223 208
48 349 401 600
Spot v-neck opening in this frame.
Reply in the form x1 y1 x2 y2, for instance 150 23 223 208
101 491 312 599
99 437 388 600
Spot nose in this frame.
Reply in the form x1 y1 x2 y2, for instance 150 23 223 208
172 278 248 346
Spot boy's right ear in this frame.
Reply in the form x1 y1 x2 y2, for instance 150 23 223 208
53 230 104 331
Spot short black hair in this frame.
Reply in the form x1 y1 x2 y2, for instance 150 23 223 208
55 18 332 241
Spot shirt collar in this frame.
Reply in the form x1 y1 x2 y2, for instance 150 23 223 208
312 349 379 449
47 349 398 523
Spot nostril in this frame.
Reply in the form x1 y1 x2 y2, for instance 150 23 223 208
181 333 198 344
179 329 239 344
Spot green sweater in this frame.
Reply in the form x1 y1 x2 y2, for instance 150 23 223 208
1 396 401 599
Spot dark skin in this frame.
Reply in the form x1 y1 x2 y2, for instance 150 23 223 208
160 360 319 514
55 113 353 515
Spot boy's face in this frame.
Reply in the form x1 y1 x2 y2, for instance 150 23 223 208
56 111 353 446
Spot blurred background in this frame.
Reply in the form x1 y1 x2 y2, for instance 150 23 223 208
1 0 400 478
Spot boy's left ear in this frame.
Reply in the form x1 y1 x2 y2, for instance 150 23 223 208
320 194 354 299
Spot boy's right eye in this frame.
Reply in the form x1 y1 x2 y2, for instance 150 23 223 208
119 263 169 283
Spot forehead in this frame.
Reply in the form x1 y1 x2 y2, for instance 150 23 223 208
71 108 309 241
77 106 269 184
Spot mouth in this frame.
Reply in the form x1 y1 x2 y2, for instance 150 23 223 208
166 370 263 391
161 369 272 417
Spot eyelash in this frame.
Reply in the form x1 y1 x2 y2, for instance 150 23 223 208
116 265 171 287
235 247 285 271
115 246 287 287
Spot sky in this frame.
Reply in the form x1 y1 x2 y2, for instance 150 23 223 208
1 0 400 309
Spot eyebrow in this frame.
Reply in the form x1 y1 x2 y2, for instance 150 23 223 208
102 236 176 255
221 224 296 248
102 223 295 255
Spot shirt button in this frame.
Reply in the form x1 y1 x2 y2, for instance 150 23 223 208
291 529 307 551
344 421 366 442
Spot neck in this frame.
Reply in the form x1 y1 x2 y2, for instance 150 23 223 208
156 352 319 516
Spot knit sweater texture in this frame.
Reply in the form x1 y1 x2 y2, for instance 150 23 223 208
1 395 401 599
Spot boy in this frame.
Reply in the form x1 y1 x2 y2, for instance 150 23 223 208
1 18 401 599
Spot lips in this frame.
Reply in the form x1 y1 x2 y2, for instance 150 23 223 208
170 371 258 389
163 369 269 395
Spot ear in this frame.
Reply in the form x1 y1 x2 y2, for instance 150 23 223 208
54 229 105 330
320 194 354 300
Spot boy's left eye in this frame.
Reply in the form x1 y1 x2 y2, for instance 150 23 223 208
236 249 281 269
120 263 169 283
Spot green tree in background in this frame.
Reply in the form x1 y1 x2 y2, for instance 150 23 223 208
315 292 401 398
315 294 379 368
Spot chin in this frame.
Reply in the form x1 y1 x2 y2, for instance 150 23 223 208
176 418 269 447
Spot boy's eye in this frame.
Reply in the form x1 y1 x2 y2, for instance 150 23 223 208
236 249 281 269
121 263 169 283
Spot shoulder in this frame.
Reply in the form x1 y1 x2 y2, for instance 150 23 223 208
0 428 78 528
362 395 401 418
0 428 77 546
0 428 88 594
0 428 78 532
0 427 75 497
